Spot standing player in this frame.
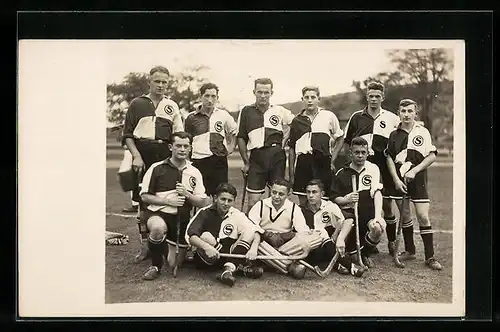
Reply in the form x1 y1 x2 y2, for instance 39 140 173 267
300 179 365 277
185 183 265 287
342 81 400 254
385 99 442 270
330 137 386 268
237 78 295 214
288 86 344 206
184 83 238 199
122 66 184 263
140 132 209 280
247 179 323 278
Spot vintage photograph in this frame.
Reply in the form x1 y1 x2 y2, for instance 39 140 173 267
104 40 462 309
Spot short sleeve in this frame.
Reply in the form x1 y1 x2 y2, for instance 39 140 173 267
384 131 397 160
282 106 295 126
121 99 139 145
192 168 207 198
247 200 262 226
139 164 156 195
225 111 238 136
329 169 346 201
330 112 344 139
329 202 345 229
186 209 207 240
236 106 248 141
370 164 383 198
236 211 265 235
424 128 438 157
343 112 358 144
287 118 300 148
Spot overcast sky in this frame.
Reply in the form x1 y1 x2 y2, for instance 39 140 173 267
106 40 404 111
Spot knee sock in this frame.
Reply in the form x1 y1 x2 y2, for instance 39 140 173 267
385 216 397 242
419 225 434 260
402 219 416 254
148 235 166 270
229 240 252 267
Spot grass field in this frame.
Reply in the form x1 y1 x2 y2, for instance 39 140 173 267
105 147 454 304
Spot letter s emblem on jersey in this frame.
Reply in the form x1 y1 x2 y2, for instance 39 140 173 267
321 212 331 223
214 121 223 133
362 174 372 186
380 120 386 128
189 176 197 189
412 135 424 147
269 115 280 126
164 105 174 115
223 224 234 236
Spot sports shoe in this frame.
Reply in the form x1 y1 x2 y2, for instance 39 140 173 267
142 266 160 280
238 265 264 279
425 257 443 270
387 241 395 255
361 255 374 268
335 264 350 275
399 251 416 261
349 263 365 277
134 242 150 263
217 269 236 286
122 206 138 213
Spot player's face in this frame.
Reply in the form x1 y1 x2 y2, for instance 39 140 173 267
366 89 384 110
253 83 273 107
399 104 417 124
201 88 218 111
270 184 289 207
350 144 368 166
214 192 235 215
149 72 169 97
306 184 323 206
302 90 320 112
169 137 192 160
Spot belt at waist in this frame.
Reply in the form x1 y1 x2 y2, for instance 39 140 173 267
136 138 168 144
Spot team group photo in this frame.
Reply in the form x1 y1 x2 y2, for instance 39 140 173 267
105 40 459 306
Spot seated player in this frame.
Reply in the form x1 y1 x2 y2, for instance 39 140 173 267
185 183 265 287
385 99 442 270
300 179 364 277
140 132 209 280
330 137 386 269
247 178 323 279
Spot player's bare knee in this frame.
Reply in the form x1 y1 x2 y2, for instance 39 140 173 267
416 214 431 227
200 232 218 246
147 216 167 240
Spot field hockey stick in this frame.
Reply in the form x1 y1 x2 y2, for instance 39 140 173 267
314 252 340 278
172 169 185 278
241 170 248 211
218 252 308 261
393 195 409 268
352 175 366 270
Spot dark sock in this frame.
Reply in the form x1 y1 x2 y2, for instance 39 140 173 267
229 240 251 267
385 216 397 242
361 233 378 257
402 219 416 254
420 226 434 260
148 236 165 270
338 255 353 268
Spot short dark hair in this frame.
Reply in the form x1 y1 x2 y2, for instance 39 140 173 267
271 178 290 191
351 136 369 148
399 98 418 109
150 66 170 76
366 81 385 93
301 85 320 97
306 179 325 192
170 131 193 145
214 183 237 199
200 83 219 96
254 77 273 90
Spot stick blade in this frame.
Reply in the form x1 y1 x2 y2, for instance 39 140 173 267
313 266 327 279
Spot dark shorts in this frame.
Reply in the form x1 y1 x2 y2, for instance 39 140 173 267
341 208 373 254
193 238 237 270
191 155 228 197
367 152 396 199
247 145 286 193
391 165 430 202
293 152 332 198
143 209 189 248
305 238 335 265
132 140 172 204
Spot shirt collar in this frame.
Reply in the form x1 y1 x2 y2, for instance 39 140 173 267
362 107 387 119
302 199 327 213
397 121 422 132
262 197 291 213
194 105 219 116
162 158 191 170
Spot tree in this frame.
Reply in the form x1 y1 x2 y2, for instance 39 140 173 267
387 48 454 139
106 65 210 125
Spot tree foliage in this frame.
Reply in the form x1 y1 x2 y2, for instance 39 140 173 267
106 65 210 125
352 48 454 142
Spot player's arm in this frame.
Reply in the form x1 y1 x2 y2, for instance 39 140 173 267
187 212 220 257
335 218 354 257
281 106 295 146
385 135 407 194
329 113 345 166
224 111 239 154
406 130 437 180
176 170 210 208
340 112 357 161
171 102 184 133
122 101 145 172
236 108 251 171
288 148 296 183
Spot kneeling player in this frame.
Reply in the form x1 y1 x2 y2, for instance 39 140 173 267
385 99 442 270
330 137 386 269
300 179 364 277
140 132 209 281
186 183 265 286
248 178 323 278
